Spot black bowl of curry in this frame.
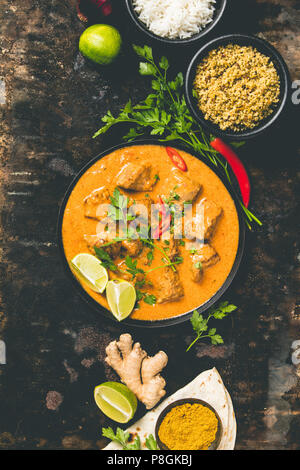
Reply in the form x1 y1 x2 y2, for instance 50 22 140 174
155 398 223 450
185 34 290 141
58 141 245 328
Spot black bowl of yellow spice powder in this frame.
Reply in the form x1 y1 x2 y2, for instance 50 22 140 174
155 399 222 451
185 34 290 141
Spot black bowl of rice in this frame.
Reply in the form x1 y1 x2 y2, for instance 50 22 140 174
125 0 227 45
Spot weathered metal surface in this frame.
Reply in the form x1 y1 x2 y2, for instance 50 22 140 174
0 0 299 450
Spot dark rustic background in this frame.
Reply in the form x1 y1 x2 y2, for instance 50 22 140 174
0 0 299 450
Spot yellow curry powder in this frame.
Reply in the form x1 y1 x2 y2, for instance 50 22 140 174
158 403 218 450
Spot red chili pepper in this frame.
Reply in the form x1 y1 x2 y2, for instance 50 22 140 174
153 197 171 238
101 1 112 16
159 197 171 236
76 0 112 22
166 147 187 172
94 0 107 6
158 197 166 216
153 218 171 239
210 138 251 208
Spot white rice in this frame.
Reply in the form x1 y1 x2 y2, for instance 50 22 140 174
132 0 216 40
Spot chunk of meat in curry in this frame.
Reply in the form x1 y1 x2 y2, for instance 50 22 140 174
128 196 152 229
85 233 121 259
84 187 110 220
116 161 155 192
122 239 143 257
85 233 142 259
189 244 220 282
157 267 184 304
158 235 179 261
186 198 223 241
162 169 202 204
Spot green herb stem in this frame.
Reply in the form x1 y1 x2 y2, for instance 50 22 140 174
142 238 176 272
186 301 237 352
146 259 182 273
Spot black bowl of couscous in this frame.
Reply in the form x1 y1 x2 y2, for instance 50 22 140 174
185 34 290 140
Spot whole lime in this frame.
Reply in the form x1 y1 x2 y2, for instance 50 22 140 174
79 24 122 65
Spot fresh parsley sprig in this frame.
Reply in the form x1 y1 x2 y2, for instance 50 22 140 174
145 434 159 450
94 45 214 156
125 255 145 279
93 45 261 230
102 427 141 450
108 188 136 223
143 293 157 306
94 246 118 272
102 426 158 450
186 301 237 352
141 238 176 272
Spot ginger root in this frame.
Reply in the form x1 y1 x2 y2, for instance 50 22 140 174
105 334 168 409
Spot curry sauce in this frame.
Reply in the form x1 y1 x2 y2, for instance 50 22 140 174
62 145 239 321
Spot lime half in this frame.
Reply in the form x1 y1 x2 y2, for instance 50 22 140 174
70 253 108 293
106 280 136 321
94 382 137 423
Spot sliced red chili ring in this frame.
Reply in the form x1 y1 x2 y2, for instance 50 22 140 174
158 197 166 217
153 197 171 239
153 218 171 239
166 147 187 172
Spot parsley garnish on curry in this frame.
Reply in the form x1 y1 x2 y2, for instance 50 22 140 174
62 145 239 321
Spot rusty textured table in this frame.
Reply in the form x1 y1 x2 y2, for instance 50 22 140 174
0 0 299 450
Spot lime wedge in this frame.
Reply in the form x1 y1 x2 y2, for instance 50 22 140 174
106 280 136 321
70 253 108 294
94 382 137 423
